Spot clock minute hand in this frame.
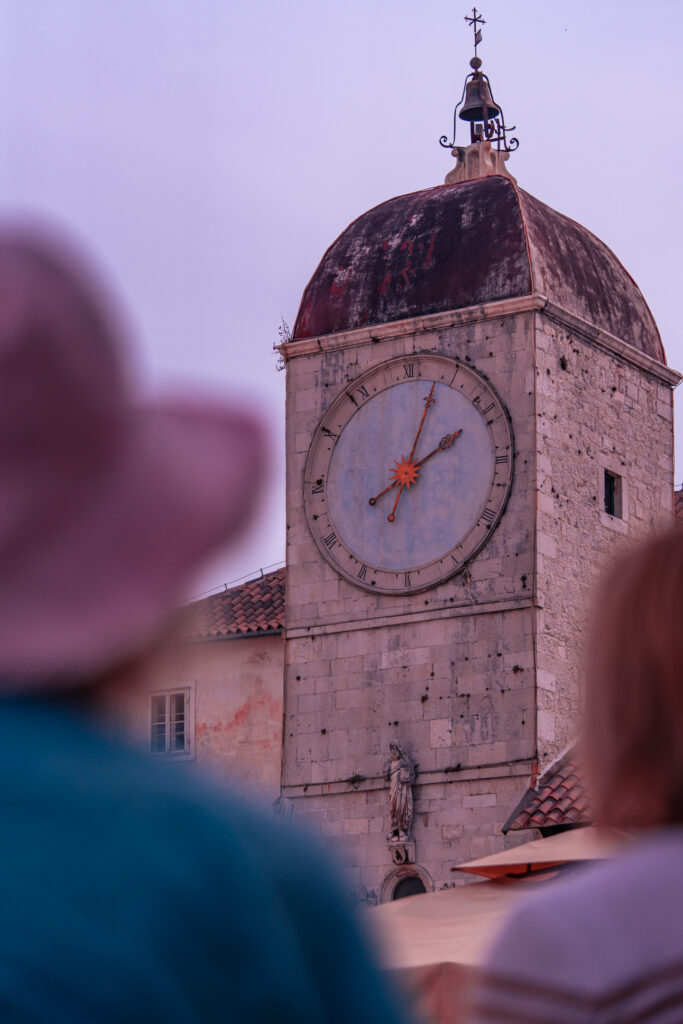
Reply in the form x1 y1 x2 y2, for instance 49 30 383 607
384 383 438 523
367 383 435 508
408 381 436 462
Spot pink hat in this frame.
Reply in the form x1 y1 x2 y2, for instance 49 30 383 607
0 226 267 686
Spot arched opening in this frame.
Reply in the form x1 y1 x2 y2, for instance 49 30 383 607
381 864 433 903
392 874 427 901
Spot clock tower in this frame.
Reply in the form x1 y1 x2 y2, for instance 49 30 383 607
279 35 679 900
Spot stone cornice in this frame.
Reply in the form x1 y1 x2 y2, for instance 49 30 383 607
280 294 544 360
279 294 681 388
285 594 538 640
281 757 534 798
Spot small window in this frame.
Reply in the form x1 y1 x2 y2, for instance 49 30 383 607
604 470 623 519
149 689 191 757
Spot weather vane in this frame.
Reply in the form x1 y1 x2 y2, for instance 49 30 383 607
439 8 518 153
465 7 485 58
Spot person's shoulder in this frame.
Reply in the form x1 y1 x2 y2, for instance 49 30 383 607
0 698 409 1024
0 696 297 857
514 829 683 921
472 830 683 1019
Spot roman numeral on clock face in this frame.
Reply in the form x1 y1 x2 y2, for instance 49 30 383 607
473 395 495 415
357 564 368 580
402 363 415 378
323 532 337 549
480 507 495 525
495 454 509 465
321 427 337 440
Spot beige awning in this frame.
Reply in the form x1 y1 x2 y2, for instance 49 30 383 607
369 875 547 972
451 825 628 879
369 879 537 1024
369 830 629 1023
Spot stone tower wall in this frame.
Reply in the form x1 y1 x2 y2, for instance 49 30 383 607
532 312 676 765
282 298 678 899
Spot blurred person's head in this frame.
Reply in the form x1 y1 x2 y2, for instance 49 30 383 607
0 223 266 693
585 528 683 828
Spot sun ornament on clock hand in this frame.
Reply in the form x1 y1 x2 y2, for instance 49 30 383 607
391 456 420 489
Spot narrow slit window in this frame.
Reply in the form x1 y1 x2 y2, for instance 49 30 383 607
604 470 623 519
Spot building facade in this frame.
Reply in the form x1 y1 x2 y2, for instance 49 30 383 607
120 570 285 802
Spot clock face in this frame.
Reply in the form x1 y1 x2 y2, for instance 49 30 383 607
304 354 513 595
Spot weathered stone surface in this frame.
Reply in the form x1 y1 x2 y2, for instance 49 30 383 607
283 290 677 897
292 178 664 362
532 315 675 764
445 141 516 186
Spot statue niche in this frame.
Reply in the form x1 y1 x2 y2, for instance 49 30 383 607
384 742 415 863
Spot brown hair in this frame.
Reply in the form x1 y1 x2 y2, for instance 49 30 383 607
585 528 683 827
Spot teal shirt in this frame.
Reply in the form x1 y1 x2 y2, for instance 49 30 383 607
0 698 408 1023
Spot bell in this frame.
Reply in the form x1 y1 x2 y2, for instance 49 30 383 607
459 74 500 123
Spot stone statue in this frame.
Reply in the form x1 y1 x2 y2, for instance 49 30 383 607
384 742 415 842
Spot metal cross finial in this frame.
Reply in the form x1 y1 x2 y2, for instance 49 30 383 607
464 7 486 57
439 6 519 154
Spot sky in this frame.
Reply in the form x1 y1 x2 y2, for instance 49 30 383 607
2 0 681 595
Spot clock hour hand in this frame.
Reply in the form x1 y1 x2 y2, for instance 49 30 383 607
368 479 398 507
414 429 462 469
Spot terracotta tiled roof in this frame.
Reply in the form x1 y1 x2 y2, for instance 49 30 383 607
502 745 591 833
675 487 683 523
181 567 285 641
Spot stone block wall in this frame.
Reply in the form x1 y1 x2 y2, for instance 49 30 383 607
533 313 676 764
282 298 678 898
284 606 536 789
285 771 533 897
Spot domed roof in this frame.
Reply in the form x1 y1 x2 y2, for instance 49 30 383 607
293 175 664 363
